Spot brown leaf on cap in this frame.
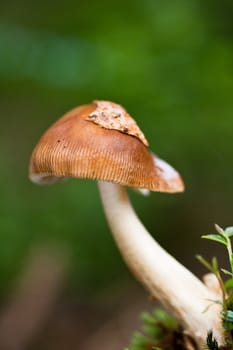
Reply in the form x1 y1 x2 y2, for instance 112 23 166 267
87 100 148 147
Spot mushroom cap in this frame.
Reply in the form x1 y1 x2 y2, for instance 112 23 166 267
29 100 184 193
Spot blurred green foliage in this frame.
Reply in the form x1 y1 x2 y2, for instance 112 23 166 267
0 0 233 298
127 309 178 350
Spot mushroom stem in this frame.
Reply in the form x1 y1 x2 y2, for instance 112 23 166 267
98 181 225 348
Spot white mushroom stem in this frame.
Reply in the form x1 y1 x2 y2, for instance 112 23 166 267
98 181 225 348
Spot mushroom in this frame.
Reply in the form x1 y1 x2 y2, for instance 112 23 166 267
29 100 224 348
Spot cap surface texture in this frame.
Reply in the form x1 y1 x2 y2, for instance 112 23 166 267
29 101 184 193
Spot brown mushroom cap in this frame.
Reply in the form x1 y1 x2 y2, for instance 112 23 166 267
29 100 184 193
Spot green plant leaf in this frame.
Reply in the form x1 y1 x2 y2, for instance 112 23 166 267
202 234 228 246
202 299 222 313
212 257 219 273
230 253 233 269
130 332 149 349
225 227 233 238
221 269 233 277
215 224 225 236
196 255 213 272
224 278 233 289
153 309 177 329
223 310 233 323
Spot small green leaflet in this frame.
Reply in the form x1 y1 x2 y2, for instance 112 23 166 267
230 253 233 270
225 227 233 238
202 234 228 246
214 224 225 235
221 269 233 277
224 310 233 323
196 255 213 272
224 278 233 289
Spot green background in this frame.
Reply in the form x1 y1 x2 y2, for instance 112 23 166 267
0 0 233 303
